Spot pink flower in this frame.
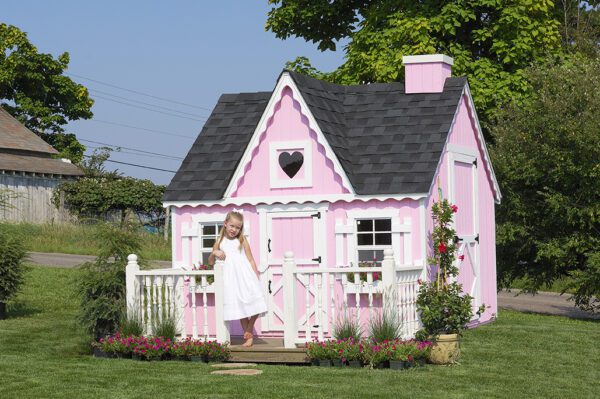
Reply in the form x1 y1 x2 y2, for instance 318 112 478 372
451 204 458 213
459 255 465 261
417 278 423 285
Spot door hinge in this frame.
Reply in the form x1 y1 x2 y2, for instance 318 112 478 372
312 256 322 263
475 234 479 244
311 212 321 219
473 159 478 168
267 238 271 253
453 235 463 244
268 280 272 294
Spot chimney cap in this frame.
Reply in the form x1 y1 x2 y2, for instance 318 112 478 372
402 54 454 66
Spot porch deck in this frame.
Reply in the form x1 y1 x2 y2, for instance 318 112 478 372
228 337 308 364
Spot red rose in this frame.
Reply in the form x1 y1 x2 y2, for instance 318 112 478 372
438 242 447 253
451 204 458 213
459 255 465 261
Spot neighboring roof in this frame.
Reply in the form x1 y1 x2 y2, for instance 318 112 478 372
164 72 466 202
0 107 58 154
0 152 83 176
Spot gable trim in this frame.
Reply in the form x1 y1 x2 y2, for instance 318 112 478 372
222 72 355 198
427 84 501 204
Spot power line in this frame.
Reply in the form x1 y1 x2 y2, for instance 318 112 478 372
84 156 177 173
85 144 182 161
92 94 207 122
89 88 209 118
66 72 213 111
80 139 183 160
87 119 196 139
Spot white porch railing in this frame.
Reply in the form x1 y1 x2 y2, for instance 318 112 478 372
125 249 421 348
125 254 229 342
282 248 421 348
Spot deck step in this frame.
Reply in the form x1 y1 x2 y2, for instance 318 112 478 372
228 337 308 364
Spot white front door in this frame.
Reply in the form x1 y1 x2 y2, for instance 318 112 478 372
259 208 326 332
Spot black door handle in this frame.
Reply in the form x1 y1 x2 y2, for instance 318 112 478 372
268 239 271 253
312 256 321 263
268 280 272 294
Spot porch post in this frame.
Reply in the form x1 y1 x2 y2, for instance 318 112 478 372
214 259 230 342
283 251 297 349
381 249 397 315
126 254 140 319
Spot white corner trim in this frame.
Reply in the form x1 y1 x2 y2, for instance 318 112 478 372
269 140 313 188
222 72 354 197
462 84 502 204
402 54 454 66
447 144 478 158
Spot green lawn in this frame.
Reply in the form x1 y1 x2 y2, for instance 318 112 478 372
0 222 171 260
1 266 598 399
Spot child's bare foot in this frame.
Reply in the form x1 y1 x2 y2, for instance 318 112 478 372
243 331 252 340
242 334 253 347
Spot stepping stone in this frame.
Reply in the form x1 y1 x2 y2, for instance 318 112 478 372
210 369 263 376
210 363 257 368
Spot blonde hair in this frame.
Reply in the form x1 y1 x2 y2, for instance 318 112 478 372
217 210 245 250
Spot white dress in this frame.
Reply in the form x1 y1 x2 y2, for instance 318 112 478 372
220 237 267 321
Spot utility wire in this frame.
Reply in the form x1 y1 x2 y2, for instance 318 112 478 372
89 88 209 118
80 139 184 160
88 119 196 139
66 72 212 111
85 144 182 161
84 156 177 173
92 94 206 122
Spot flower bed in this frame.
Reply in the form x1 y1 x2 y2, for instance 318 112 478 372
93 334 230 362
305 338 432 369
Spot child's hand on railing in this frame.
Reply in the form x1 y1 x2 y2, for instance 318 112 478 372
212 250 226 261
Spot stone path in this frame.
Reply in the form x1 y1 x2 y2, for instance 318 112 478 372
210 363 258 368
210 369 263 376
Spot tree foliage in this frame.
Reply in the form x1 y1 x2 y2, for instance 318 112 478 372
55 176 166 224
268 1 568 133
0 229 27 319
0 23 93 160
491 55 600 309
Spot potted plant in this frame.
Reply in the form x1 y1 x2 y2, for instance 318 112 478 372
205 340 231 362
388 342 408 370
340 338 363 368
306 340 333 367
416 198 486 364
188 340 206 362
364 341 392 369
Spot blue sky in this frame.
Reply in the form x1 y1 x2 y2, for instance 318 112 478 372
3 1 346 184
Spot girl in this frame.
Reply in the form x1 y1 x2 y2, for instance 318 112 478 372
208 210 267 347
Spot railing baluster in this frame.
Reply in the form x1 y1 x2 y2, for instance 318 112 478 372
316 273 323 341
304 273 311 341
156 276 163 323
190 276 198 339
329 273 335 336
366 272 374 322
145 276 152 334
201 275 209 340
354 272 360 325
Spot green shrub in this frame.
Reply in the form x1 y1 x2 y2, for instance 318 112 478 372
333 309 362 342
76 222 143 339
119 312 144 337
368 309 402 343
0 230 27 319
152 314 177 341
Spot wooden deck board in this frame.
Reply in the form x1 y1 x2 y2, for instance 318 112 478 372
228 337 308 364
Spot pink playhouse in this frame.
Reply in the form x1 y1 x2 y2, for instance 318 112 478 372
127 54 501 348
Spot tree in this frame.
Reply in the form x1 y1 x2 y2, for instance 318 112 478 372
0 23 93 160
267 1 564 135
491 55 600 311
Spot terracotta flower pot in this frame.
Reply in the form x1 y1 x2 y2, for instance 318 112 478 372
429 333 460 364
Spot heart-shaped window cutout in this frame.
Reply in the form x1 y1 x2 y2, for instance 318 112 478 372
278 151 304 178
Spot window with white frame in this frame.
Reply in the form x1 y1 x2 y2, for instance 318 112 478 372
356 218 392 265
199 222 223 265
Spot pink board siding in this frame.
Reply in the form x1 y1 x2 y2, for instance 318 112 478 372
427 94 498 324
231 87 349 197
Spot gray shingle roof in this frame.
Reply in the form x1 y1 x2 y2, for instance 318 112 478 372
164 72 466 201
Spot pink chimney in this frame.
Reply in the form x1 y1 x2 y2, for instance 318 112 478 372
402 54 454 94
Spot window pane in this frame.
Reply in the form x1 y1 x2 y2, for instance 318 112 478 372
372 250 384 264
374 219 391 232
203 238 215 248
203 225 216 235
357 233 373 246
356 219 373 232
201 252 211 265
375 233 391 245
358 250 376 263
